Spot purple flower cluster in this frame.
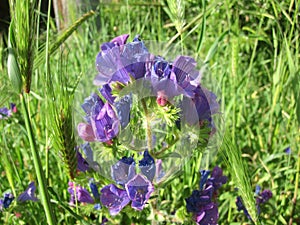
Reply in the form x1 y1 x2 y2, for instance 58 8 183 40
185 166 227 225
77 35 220 144
236 185 273 221
100 151 161 215
0 103 17 120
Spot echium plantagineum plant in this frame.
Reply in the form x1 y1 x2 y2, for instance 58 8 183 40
74 34 224 224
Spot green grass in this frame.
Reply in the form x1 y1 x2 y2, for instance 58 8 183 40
0 0 299 224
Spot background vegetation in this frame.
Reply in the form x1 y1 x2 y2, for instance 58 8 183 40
0 0 299 224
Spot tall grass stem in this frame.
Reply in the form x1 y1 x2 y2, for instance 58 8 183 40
20 93 57 225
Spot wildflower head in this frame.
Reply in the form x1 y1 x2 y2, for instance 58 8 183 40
68 182 94 205
100 184 130 216
17 181 38 202
0 193 14 210
139 151 156 182
111 156 136 186
78 92 120 143
125 174 154 211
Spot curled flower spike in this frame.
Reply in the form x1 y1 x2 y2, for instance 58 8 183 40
17 182 38 202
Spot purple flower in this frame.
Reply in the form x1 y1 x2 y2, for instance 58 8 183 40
0 105 13 119
100 84 115 104
256 189 272 205
121 38 152 80
186 185 214 213
172 55 200 95
0 193 14 210
199 170 210 191
111 156 136 186
155 159 165 182
206 166 227 190
114 94 132 129
284 147 291 154
78 93 120 143
77 150 90 172
193 202 219 225
17 182 38 202
139 151 156 182
91 102 119 142
77 123 96 142
89 179 100 200
186 166 227 224
192 85 220 121
236 196 252 221
100 184 130 215
68 182 94 205
125 174 154 210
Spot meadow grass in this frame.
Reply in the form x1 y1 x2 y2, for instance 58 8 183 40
0 0 299 224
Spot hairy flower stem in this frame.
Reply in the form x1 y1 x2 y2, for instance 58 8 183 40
20 93 57 225
141 98 153 152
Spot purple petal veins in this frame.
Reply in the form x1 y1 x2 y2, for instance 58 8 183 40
100 184 130 216
125 174 154 210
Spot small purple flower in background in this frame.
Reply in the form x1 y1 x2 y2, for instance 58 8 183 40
256 188 272 215
236 196 252 221
0 103 16 120
125 174 154 211
100 184 130 215
68 182 94 205
236 186 272 220
0 193 14 210
89 179 100 200
139 151 156 182
186 166 227 225
17 182 38 202
284 147 291 154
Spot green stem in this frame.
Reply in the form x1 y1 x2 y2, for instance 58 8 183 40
20 93 57 225
289 146 300 225
141 98 153 152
